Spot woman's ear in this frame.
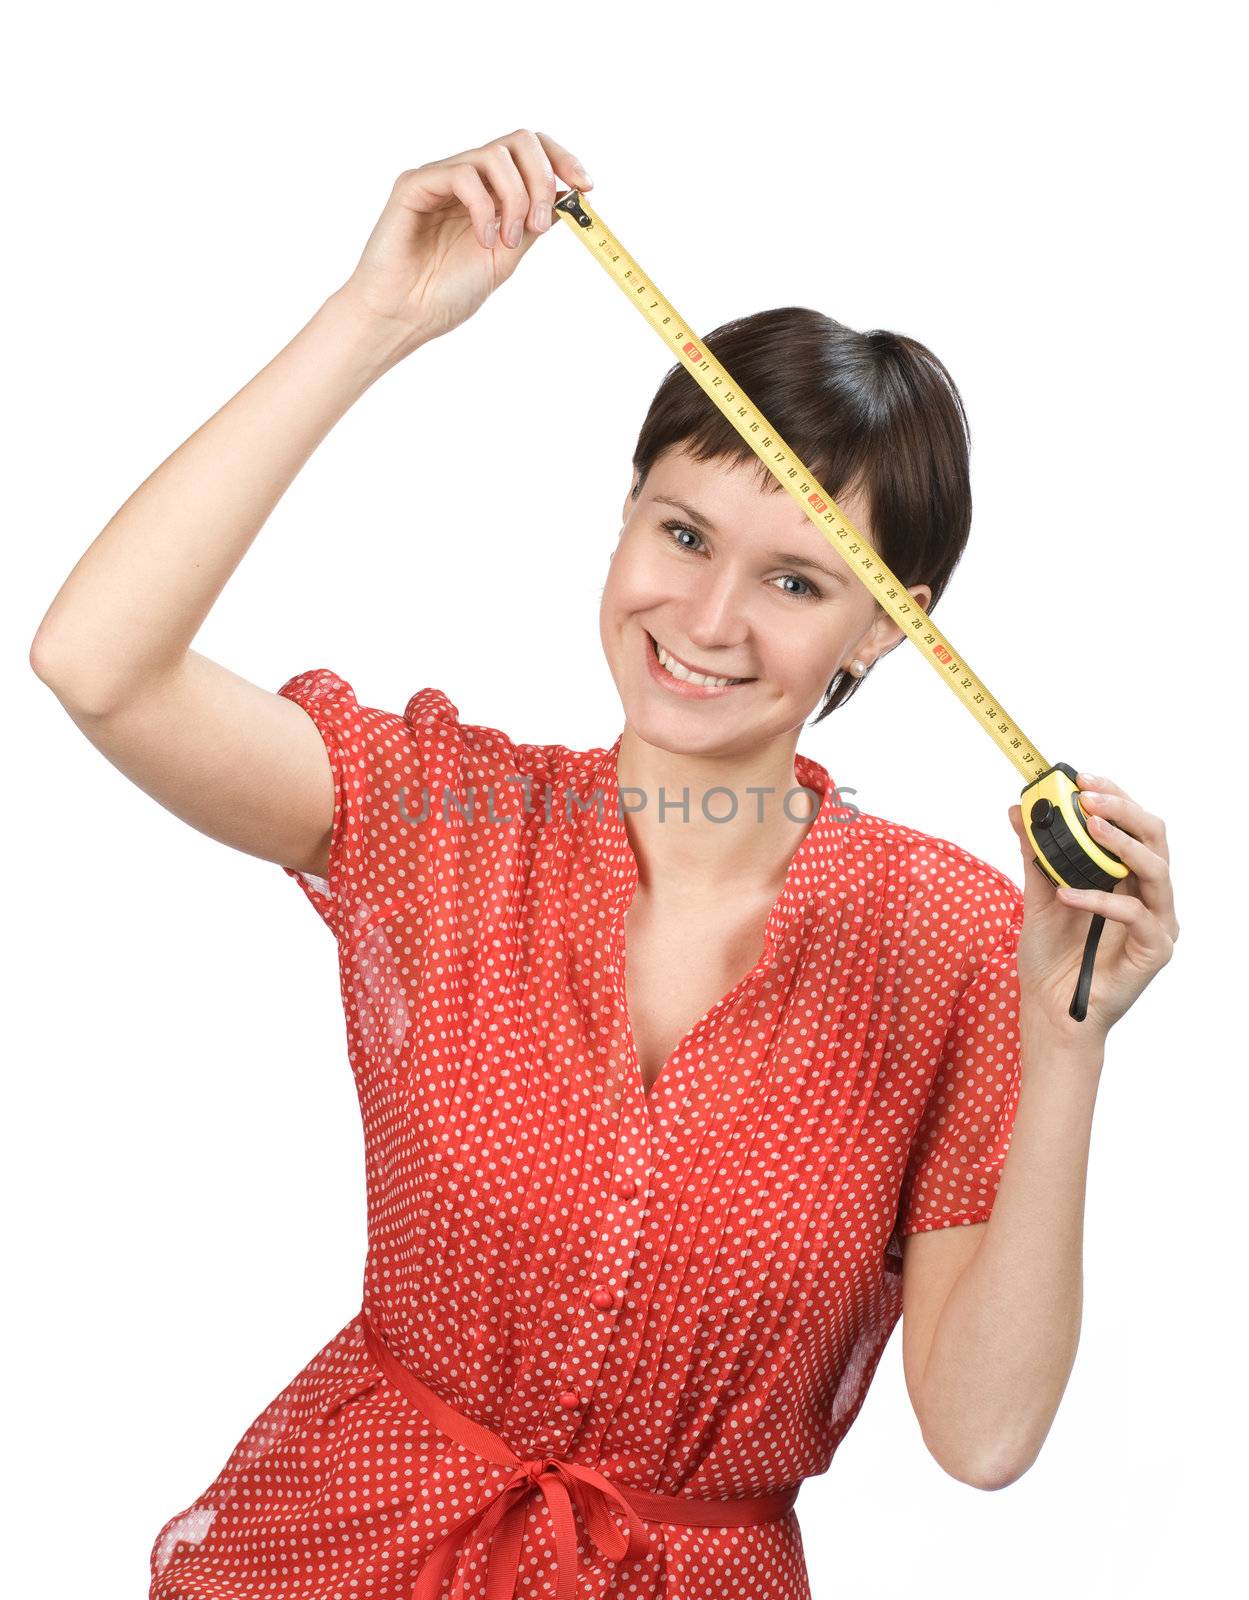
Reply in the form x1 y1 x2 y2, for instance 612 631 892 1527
862 582 934 661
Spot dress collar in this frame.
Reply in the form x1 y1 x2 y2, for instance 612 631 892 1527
580 729 851 962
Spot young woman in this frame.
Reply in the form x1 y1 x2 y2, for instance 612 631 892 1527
31 128 1177 1600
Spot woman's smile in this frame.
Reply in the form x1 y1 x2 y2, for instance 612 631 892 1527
642 628 756 699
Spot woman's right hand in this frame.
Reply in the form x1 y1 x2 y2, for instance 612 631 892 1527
338 128 594 355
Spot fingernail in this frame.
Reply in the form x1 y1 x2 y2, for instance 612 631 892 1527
534 203 550 230
506 218 523 247
576 166 593 187
485 217 499 244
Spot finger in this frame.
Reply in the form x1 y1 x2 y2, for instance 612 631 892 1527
1079 805 1166 880
1054 884 1176 967
398 162 501 250
1079 807 1177 926
500 127 559 234
531 129 594 194
1077 785 1169 863
1075 770 1127 798
474 139 533 249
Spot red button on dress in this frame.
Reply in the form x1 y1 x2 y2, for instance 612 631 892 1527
590 1288 615 1310
148 670 1025 1600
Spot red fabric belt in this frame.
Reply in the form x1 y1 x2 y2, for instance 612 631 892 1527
359 1308 800 1600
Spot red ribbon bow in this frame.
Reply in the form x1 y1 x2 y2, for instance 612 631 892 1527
411 1451 652 1600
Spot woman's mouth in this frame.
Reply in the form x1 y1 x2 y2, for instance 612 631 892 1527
643 631 755 698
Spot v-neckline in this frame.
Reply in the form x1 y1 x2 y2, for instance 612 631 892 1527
618 893 770 1118
608 803 832 1155
616 907 773 1140
579 727 848 1163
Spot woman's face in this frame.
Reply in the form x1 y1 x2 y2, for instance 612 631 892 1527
599 445 932 753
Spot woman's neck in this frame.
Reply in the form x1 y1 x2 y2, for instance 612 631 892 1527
614 723 821 901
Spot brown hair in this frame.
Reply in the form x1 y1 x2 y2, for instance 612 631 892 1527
628 306 973 724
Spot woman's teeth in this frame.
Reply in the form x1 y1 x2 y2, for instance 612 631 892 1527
653 637 745 688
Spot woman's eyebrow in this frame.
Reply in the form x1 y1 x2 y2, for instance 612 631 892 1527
652 495 852 586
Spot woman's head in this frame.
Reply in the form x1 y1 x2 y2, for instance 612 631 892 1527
599 306 972 754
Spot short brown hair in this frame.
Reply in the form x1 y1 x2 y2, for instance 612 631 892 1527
629 306 973 724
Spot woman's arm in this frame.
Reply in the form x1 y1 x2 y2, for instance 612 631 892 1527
903 1016 1104 1489
27 291 411 881
28 131 590 879
906 778 1176 1486
29 288 406 716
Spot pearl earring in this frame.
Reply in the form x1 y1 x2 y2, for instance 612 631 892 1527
848 659 867 677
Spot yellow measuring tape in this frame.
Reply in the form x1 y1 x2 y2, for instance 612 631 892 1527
552 187 1126 1021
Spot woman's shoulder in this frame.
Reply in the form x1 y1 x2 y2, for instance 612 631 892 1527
400 689 619 824
277 671 557 792
840 803 1023 934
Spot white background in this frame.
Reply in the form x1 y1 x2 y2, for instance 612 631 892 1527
5 2 1242 1594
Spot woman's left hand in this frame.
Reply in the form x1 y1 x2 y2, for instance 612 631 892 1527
1007 772 1179 1042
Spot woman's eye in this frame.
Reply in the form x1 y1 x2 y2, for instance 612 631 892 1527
658 519 821 601
660 518 703 552
773 573 819 599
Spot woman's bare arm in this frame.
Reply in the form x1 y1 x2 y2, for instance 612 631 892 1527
28 132 590 883
28 288 411 880
30 288 406 715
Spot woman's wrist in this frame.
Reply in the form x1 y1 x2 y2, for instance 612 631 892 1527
316 283 431 388
1021 1000 1107 1075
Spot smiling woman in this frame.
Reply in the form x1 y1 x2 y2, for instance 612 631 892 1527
31 121 1048 1600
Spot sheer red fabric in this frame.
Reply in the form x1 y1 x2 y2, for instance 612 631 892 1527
148 670 1024 1600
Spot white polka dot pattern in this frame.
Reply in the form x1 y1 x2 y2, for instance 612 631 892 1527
147 668 1025 1600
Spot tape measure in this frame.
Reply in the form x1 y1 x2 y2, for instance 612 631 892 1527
552 187 1127 1022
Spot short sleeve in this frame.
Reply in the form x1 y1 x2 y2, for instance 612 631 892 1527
895 885 1024 1236
275 668 456 942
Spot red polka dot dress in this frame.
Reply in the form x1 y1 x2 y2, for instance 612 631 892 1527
149 669 1025 1600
